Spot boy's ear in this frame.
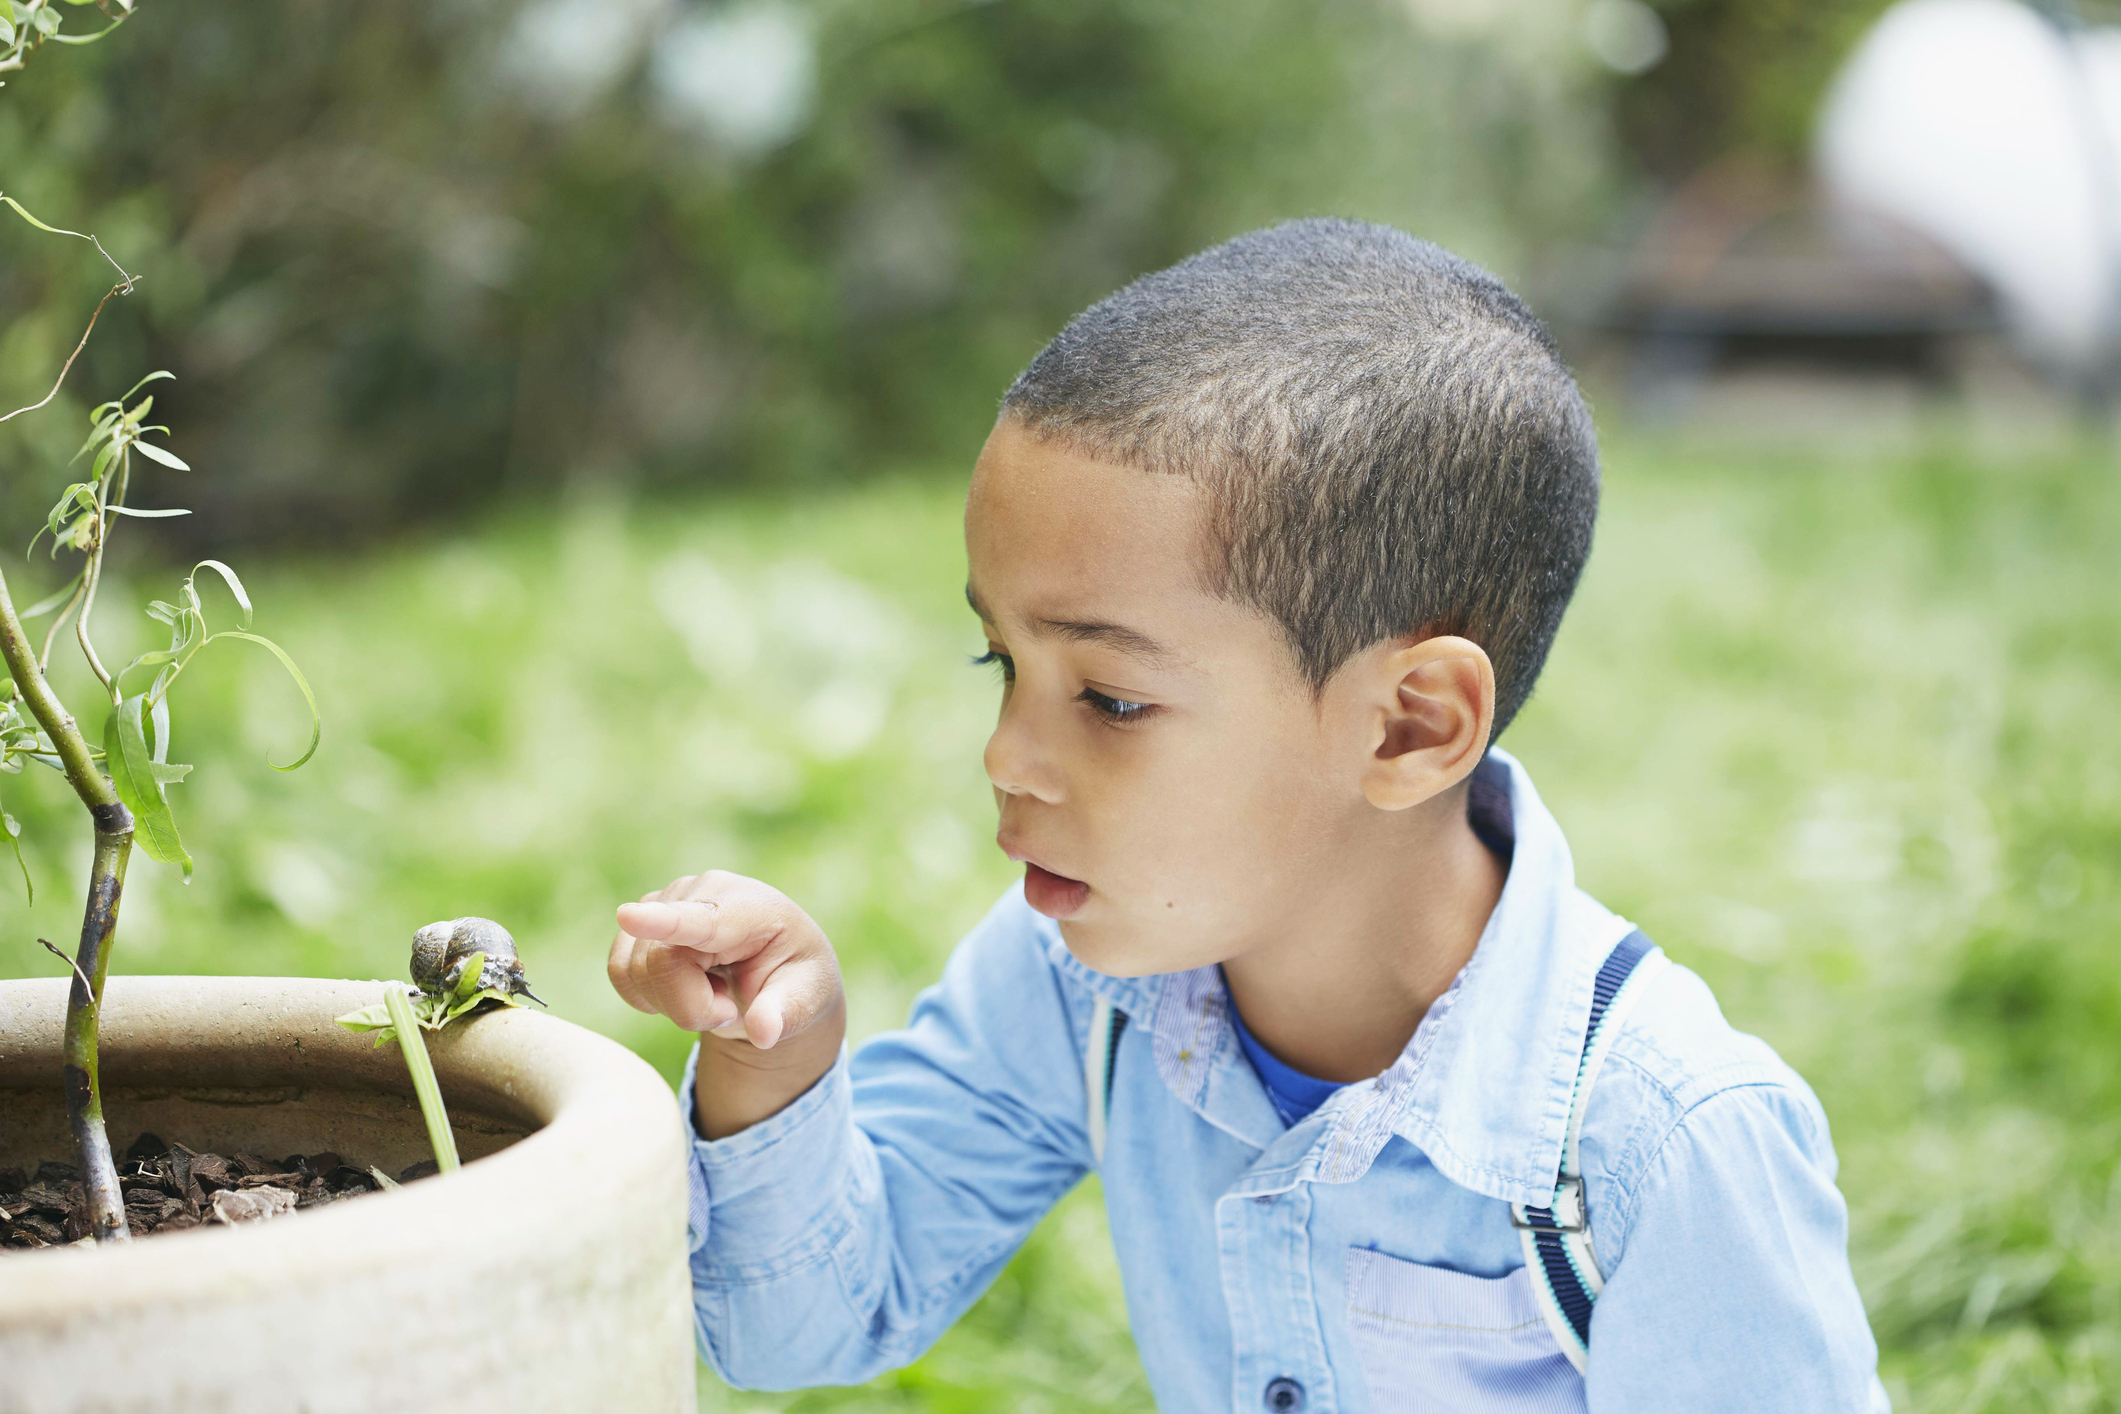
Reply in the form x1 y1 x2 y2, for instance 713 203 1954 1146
1357 635 1496 812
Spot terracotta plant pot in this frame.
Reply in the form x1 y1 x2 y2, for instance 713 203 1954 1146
0 976 696 1414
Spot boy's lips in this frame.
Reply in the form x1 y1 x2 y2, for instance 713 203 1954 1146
999 836 1091 920
1022 863 1090 920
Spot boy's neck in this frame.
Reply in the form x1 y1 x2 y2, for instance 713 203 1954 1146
1218 780 1506 1085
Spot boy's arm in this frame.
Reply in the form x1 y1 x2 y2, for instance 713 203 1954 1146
642 886 1094 1390
1585 1082 1890 1412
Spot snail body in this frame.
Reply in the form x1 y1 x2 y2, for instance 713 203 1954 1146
409 917 544 1004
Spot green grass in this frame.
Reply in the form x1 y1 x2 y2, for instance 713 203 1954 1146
2 431 2116 1410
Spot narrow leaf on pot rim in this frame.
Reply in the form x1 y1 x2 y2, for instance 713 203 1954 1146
451 951 487 1001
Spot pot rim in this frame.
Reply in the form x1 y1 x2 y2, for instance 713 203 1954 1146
0 975 685 1323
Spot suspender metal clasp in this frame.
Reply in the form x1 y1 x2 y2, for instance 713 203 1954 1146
1510 1176 1588 1234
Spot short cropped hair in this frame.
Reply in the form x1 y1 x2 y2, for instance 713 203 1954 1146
1001 218 1598 738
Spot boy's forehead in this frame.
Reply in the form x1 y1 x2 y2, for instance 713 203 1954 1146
965 420 1210 623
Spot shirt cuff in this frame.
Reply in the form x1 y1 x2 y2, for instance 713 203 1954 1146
677 1040 853 1260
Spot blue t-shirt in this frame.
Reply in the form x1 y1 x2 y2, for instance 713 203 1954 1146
1226 994 1344 1126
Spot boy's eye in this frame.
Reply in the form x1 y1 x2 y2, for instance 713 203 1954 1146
971 649 1015 683
1076 686 1156 725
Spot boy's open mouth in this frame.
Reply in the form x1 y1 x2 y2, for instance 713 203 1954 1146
1021 862 1090 920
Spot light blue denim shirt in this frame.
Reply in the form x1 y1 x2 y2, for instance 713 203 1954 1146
678 750 1888 1411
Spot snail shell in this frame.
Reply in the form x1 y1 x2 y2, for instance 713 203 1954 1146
409 917 543 1003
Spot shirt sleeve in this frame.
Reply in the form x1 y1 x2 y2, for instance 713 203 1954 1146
679 889 1094 1390
1584 1082 1891 1413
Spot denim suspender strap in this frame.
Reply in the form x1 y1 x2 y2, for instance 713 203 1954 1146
1511 928 1669 1374
1086 997 1127 1164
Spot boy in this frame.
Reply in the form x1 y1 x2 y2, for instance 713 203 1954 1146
608 220 1887 1411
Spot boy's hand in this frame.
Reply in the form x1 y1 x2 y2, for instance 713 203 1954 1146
610 871 846 1139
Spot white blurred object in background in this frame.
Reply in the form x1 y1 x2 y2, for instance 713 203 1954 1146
651 3 817 158
1584 0 1669 76
1818 0 2121 381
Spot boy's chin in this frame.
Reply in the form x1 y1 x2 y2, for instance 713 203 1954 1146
1057 919 1182 980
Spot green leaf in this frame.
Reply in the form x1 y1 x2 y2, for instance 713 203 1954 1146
17 572 82 619
116 370 172 401
147 687 172 764
130 440 189 471
1 196 84 239
335 1003 393 1033
2 806 29 903
440 986 528 1026
191 560 253 628
72 412 118 465
114 646 187 690
49 16 123 43
207 630 320 769
103 694 192 877
44 482 95 536
451 952 487 1001
0 17 15 45
106 506 190 519
149 760 192 786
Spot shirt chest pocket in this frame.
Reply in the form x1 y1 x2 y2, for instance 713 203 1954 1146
1343 1248 1586 1414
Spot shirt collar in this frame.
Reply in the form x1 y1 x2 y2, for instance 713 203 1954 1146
1339 748 1634 1205
1051 748 1633 1208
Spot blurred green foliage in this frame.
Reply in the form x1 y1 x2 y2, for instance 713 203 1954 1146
8 2 2117 1407
1 428 2116 1408
1 0 1631 547
1615 0 1894 179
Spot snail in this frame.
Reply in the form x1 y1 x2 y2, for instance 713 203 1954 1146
409 917 545 1005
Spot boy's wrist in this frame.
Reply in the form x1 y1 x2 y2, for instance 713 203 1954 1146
692 993 846 1140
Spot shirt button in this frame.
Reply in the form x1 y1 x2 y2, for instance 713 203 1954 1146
1263 1376 1305 1411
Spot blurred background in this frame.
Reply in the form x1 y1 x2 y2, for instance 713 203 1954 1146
2 0 2118 1406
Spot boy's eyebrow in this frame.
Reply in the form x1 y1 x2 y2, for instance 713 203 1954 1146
964 584 1183 668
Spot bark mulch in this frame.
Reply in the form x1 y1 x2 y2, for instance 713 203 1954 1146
0 1133 437 1252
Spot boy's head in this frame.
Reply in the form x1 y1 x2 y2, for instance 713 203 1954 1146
966 219 1598 975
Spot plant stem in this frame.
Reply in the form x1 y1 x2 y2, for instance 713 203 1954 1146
66 827 132 1239
0 567 136 1243
384 984 460 1174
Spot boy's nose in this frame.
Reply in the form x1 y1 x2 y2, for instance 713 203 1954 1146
983 710 1064 805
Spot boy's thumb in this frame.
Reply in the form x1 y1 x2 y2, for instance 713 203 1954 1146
743 957 839 1050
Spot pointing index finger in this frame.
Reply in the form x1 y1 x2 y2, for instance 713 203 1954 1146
615 898 720 949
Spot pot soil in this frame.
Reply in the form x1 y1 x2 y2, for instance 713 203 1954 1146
0 976 696 1414
0 1140 415 1248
